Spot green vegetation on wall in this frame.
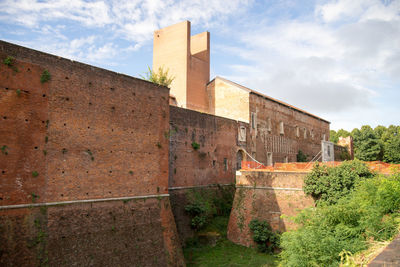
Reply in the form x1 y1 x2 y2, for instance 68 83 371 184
185 186 234 231
142 66 174 88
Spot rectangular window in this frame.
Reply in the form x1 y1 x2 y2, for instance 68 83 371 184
304 128 307 139
224 158 228 171
251 113 256 129
296 126 300 137
279 121 284 135
322 133 326 141
267 118 271 132
284 156 288 163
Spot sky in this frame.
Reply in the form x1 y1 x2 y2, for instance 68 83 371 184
0 0 399 131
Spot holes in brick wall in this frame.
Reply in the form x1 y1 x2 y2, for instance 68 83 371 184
111 106 115 111
133 92 136 96
111 129 114 132
66 97 69 101
25 119 29 122
86 193 89 195
110 87 115 91
3 116 6 120
110 151 113 153
5 87 8 90
65 76 69 80
42 120 45 124
86 171 89 174
149 113 152 117
42 94 46 98
61 194 64 197
89 102 92 106
63 123 67 126
87 126 90 129
34 146 38 150
109 170 112 173
109 191 112 194
27 68 31 71
2 170 5 174
62 171 65 174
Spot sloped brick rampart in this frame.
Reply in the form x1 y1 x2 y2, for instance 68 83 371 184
227 170 314 247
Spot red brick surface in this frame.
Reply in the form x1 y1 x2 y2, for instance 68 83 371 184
227 171 314 247
0 41 184 266
249 93 330 164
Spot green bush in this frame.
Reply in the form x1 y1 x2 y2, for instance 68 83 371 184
40 70 51 83
184 186 234 231
303 160 373 205
296 150 307 162
280 173 400 267
249 219 280 253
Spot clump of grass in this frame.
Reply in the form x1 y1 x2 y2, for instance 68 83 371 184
129 170 133 175
40 70 51 83
31 193 39 203
3 56 14 66
32 171 39 177
156 142 162 149
16 89 21 96
1 145 8 155
191 142 200 150
87 149 94 161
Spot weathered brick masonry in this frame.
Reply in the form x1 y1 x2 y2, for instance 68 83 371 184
249 93 330 164
227 170 314 247
0 41 184 266
168 106 248 243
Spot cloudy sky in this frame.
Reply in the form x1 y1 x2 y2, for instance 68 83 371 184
0 0 399 130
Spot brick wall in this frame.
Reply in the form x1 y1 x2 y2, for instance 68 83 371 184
169 106 248 243
249 93 330 165
0 40 184 266
227 170 314 247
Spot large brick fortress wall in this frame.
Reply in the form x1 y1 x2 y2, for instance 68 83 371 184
227 170 314 247
0 41 184 266
249 92 330 164
168 106 248 243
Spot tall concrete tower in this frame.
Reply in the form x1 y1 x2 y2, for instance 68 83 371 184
153 21 210 112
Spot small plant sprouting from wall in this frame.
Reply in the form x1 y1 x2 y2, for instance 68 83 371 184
45 136 48 143
141 66 174 88
156 142 162 149
3 56 14 66
31 193 39 202
16 89 21 96
43 150 47 156
32 171 39 177
191 142 200 150
249 219 280 253
45 120 49 129
129 170 133 175
62 148 68 154
1 145 8 155
87 149 94 161
40 70 51 83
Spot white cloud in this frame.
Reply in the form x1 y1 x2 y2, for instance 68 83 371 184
219 0 400 129
0 0 252 65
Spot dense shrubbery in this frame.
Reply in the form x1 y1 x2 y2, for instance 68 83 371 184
249 219 280 253
303 160 374 205
280 164 400 267
185 186 234 231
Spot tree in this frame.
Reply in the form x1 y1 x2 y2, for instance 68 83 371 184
330 129 350 144
353 126 382 161
383 126 400 163
142 66 174 88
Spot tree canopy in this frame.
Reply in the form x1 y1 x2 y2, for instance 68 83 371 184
330 125 400 163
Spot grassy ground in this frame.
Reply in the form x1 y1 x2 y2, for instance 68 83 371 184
183 217 278 267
